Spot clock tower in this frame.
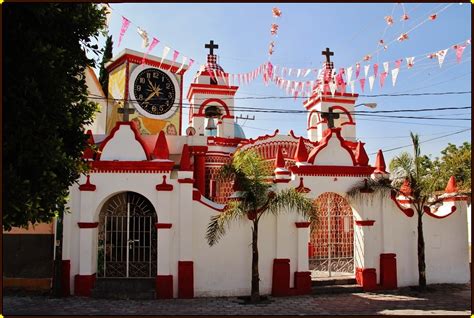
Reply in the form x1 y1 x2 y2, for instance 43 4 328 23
105 48 188 135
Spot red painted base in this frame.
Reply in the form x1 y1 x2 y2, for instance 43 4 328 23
74 274 96 297
61 260 71 297
178 261 194 298
293 271 311 295
355 267 377 291
380 253 398 289
156 275 173 299
272 259 290 296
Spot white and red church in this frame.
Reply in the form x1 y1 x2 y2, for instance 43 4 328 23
61 44 470 299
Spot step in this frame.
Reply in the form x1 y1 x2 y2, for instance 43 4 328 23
311 284 364 295
312 277 357 287
91 278 156 300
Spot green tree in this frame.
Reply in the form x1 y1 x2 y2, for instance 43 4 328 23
99 35 114 97
433 142 471 192
3 4 106 230
206 150 317 303
349 133 444 289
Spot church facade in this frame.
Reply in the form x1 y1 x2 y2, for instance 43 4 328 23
61 45 470 298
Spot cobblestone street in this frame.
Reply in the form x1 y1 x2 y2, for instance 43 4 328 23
3 284 471 315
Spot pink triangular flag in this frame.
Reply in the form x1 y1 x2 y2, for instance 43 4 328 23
142 37 160 64
359 78 366 92
394 59 402 69
188 59 195 70
373 63 379 78
380 71 388 88
117 16 131 47
355 63 361 79
455 45 466 63
168 50 179 70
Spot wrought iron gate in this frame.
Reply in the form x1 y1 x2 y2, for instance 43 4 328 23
309 192 354 277
97 192 157 278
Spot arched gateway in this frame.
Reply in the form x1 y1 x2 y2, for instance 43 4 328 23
97 192 157 278
309 192 354 278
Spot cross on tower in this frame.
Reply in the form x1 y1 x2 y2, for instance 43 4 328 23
118 101 135 122
205 40 219 55
322 47 334 63
321 108 340 129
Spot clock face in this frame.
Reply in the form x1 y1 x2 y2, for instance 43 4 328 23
129 66 179 119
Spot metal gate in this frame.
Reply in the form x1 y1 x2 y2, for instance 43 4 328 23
309 192 354 277
97 192 157 278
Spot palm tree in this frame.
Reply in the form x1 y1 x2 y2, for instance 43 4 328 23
348 132 442 289
206 150 317 303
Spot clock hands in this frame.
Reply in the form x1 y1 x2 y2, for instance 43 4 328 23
143 91 156 103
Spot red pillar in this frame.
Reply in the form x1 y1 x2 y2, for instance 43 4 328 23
190 146 207 195
178 261 194 298
272 258 290 296
74 274 96 297
156 275 173 299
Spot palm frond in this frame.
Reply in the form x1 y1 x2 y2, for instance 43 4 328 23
267 188 318 223
206 200 246 246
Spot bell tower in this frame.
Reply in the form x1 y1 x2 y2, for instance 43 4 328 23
186 41 238 138
304 48 358 142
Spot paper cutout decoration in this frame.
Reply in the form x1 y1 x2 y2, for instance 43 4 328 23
406 56 415 69
359 78 366 92
355 63 361 79
391 68 400 86
137 27 149 48
142 37 160 64
380 71 388 88
117 16 131 47
364 54 371 61
364 65 370 78
329 80 337 97
272 7 282 18
373 63 379 78
398 33 409 42
383 61 389 73
368 75 375 91
429 14 437 21
176 56 187 74
346 66 353 83
437 49 448 67
394 59 402 69
159 46 171 67
271 24 279 35
349 81 355 95
401 14 409 21
454 45 466 63
385 16 394 25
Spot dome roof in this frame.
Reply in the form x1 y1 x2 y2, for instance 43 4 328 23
234 122 246 139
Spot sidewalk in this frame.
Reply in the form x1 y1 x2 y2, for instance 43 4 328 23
3 283 471 315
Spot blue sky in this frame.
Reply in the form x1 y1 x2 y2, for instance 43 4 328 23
97 3 471 164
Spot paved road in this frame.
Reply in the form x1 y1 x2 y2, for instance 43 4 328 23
3 284 471 315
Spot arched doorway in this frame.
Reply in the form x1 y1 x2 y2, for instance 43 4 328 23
97 192 157 278
309 192 354 278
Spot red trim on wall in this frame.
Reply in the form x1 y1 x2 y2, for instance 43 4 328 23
307 128 357 165
380 254 397 289
355 268 377 291
197 98 231 117
79 175 96 191
354 220 375 226
96 122 151 161
272 258 290 297
273 179 291 184
77 222 99 229
156 175 174 191
91 161 174 173
155 223 172 229
106 53 188 76
74 274 96 297
291 165 375 177
423 205 457 219
390 190 415 217
61 260 71 297
156 275 173 299
193 190 226 212
178 178 195 184
443 196 469 202
295 222 311 228
178 261 194 298
179 73 183 136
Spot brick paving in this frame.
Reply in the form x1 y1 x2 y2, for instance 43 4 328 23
3 284 471 315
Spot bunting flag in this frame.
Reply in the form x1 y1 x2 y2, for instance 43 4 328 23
296 69 302 77
359 78 366 92
383 61 389 73
364 65 370 78
176 56 187 74
373 63 379 78
349 80 355 95
406 56 415 69
391 68 400 86
188 59 195 71
380 71 388 88
329 80 337 97
394 59 402 69
272 7 282 18
346 66 353 83
455 45 466 63
317 68 322 79
159 46 171 67
137 27 149 48
368 76 375 92
437 49 448 67
117 16 131 47
355 63 361 79
303 68 311 77
142 37 160 64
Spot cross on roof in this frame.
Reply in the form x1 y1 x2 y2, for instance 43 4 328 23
118 101 135 122
321 108 340 129
322 47 334 63
205 40 219 55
